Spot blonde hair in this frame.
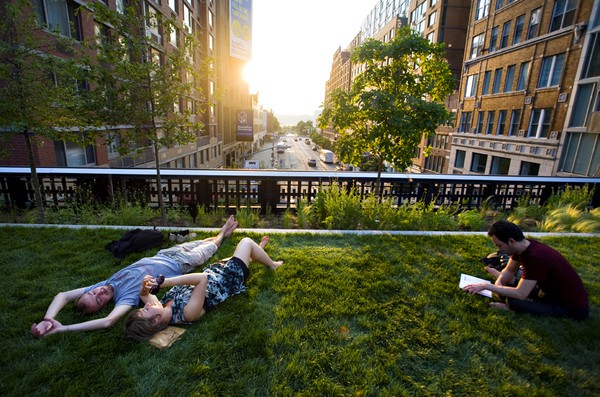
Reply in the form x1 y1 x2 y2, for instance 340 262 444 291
124 309 169 341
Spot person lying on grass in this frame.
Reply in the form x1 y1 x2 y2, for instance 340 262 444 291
31 216 238 337
124 236 283 341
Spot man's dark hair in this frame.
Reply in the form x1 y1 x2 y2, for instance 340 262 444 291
488 220 525 243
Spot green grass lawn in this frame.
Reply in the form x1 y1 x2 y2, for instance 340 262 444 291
1 226 598 396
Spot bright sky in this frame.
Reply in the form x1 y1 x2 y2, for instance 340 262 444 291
245 0 377 118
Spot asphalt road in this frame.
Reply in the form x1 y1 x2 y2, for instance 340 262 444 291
248 133 337 171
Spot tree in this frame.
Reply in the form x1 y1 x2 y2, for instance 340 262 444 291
89 1 205 224
318 26 454 192
0 0 97 223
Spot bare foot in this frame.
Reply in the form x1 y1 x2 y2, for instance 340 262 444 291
260 236 270 249
485 266 501 278
270 260 284 270
222 216 238 238
490 302 509 311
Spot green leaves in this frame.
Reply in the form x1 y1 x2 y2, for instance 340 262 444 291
320 26 454 176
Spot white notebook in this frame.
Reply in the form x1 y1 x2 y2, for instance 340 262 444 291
459 273 492 298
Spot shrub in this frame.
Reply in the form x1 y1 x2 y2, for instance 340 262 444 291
457 209 487 231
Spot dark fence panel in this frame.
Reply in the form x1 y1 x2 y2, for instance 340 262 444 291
1 167 599 214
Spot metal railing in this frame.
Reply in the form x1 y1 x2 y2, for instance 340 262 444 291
1 167 599 213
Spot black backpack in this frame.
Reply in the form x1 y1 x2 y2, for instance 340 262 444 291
105 228 165 260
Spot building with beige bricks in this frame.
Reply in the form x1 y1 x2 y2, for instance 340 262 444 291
449 0 599 176
325 0 599 177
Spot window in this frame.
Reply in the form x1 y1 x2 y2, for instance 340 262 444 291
170 27 179 47
517 62 530 90
475 112 485 134
504 65 515 92
168 0 177 13
459 112 472 132
495 0 503 10
470 153 488 173
485 111 495 134
106 132 120 158
428 11 437 27
550 0 576 32
508 110 521 136
496 110 507 135
560 132 600 176
471 34 484 59
145 4 161 44
183 4 192 32
476 0 490 20
527 8 541 40
34 0 82 40
116 0 125 14
513 15 525 45
208 10 214 28
490 156 511 174
209 34 214 51
537 54 565 88
482 71 491 94
489 26 498 52
528 108 552 138
465 75 478 97
492 68 503 94
95 23 110 49
569 83 598 127
520 161 540 175
54 141 96 166
581 33 600 79
455 150 466 168
500 21 511 48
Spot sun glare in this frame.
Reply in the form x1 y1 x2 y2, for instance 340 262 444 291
242 62 254 83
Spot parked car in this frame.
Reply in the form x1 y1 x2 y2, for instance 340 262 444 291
308 159 317 167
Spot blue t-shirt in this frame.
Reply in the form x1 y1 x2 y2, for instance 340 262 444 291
84 256 184 307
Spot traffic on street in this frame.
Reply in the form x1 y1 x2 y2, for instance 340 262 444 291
247 133 338 171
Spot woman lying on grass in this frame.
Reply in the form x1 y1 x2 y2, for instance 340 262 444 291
124 237 283 341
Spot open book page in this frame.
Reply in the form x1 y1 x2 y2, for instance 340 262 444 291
459 273 492 298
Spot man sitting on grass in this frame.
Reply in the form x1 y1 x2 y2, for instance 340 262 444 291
31 216 238 337
463 220 589 320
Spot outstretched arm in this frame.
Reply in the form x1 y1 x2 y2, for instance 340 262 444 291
45 287 87 319
43 305 132 336
31 287 87 337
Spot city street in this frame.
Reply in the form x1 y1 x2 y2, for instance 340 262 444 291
247 133 337 171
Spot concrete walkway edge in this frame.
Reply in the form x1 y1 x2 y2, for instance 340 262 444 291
2 223 599 238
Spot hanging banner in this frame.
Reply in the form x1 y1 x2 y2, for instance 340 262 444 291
230 0 252 61
236 110 253 141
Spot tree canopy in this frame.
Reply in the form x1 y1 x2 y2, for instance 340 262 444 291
318 26 455 179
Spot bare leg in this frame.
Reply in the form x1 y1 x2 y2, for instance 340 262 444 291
233 237 283 270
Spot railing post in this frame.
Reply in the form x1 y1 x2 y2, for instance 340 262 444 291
592 183 600 208
196 179 212 209
259 179 279 215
